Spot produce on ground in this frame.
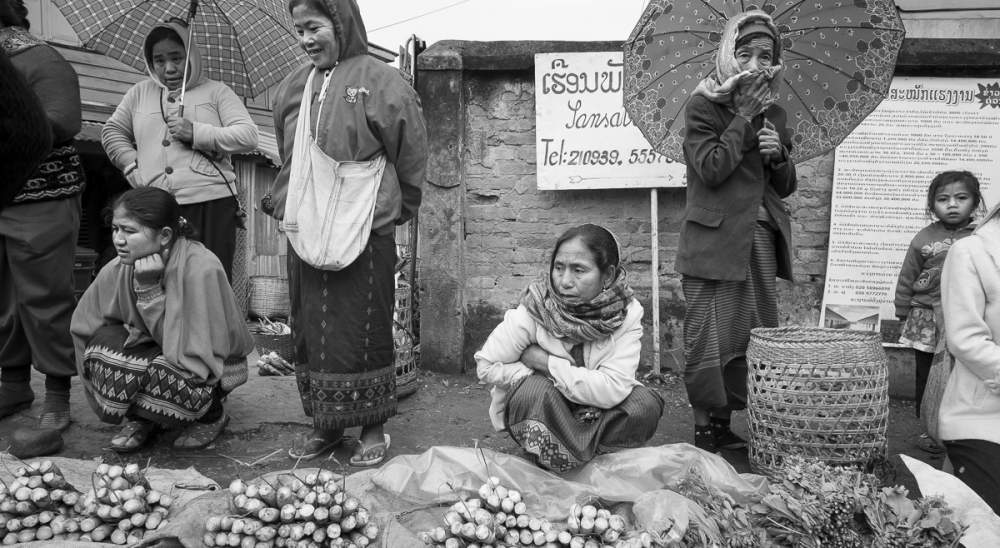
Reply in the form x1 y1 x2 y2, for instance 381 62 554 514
418 458 966 548
0 459 172 545
201 468 379 547
257 351 295 376
419 477 648 548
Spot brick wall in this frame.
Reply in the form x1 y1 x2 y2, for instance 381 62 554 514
416 41 832 373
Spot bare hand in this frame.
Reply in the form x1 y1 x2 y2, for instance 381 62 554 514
758 119 784 165
133 253 165 287
167 115 194 144
520 344 551 374
733 73 768 120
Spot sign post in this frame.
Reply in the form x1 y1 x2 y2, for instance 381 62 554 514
535 52 685 373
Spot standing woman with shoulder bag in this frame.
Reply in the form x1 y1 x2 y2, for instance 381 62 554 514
266 0 428 465
939 198 1000 515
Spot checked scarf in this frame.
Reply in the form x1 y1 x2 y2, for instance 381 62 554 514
520 268 634 345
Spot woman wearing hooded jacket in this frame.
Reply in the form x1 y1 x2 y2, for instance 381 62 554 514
266 0 428 465
677 11 797 453
101 19 258 449
102 19 259 283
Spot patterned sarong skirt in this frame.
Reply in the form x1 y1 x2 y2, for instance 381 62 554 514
80 324 244 427
504 375 663 472
288 232 397 431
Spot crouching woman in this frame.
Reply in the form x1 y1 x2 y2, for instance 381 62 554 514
476 224 664 472
71 187 253 452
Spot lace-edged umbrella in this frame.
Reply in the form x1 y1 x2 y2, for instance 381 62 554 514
623 0 906 163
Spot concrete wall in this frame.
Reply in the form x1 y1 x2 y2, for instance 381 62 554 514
414 38 1000 378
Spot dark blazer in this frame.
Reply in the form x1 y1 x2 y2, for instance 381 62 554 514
676 95 797 281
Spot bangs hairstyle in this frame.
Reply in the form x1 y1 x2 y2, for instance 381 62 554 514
550 224 620 276
926 170 984 217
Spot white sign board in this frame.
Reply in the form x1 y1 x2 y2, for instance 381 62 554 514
819 77 1000 340
534 52 687 190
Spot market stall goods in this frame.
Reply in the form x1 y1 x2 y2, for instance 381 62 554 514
419 477 642 548
0 459 172 545
201 469 379 547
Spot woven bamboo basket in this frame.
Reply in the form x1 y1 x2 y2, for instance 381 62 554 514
746 326 889 476
394 280 419 397
251 331 295 362
248 276 290 320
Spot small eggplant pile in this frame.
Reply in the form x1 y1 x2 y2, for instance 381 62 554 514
0 459 82 544
73 462 174 545
203 469 379 547
419 476 560 548
559 504 636 548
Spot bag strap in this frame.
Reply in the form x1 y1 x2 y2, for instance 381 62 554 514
198 151 244 209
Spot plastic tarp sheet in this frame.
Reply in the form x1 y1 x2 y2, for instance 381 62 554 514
135 444 769 547
901 454 1000 548
0 453 217 548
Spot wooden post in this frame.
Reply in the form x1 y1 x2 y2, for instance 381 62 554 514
650 188 660 375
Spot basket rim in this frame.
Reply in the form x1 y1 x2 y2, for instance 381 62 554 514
750 326 881 345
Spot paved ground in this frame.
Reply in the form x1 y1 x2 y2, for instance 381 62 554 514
0 358 941 487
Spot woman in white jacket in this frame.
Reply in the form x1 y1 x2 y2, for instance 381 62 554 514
476 224 663 472
940 200 1000 515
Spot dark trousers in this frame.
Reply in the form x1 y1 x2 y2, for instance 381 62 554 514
913 349 933 417
179 196 237 282
944 439 1000 515
0 196 79 378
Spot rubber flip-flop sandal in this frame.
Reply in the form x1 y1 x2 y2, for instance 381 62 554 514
288 434 345 460
349 434 391 467
110 420 157 453
173 414 230 450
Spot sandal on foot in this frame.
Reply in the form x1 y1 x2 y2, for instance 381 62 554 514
110 420 157 453
288 432 344 460
349 434 391 467
173 414 230 450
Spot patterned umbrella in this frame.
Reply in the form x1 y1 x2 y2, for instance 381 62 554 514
50 0 304 99
623 0 905 164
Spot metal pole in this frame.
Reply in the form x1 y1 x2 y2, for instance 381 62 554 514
178 0 199 116
650 188 660 375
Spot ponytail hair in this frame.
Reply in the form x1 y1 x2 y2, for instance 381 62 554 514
110 187 198 243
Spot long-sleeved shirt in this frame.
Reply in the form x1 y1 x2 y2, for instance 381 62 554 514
101 21 258 205
475 300 643 431
894 220 974 318
939 220 1000 445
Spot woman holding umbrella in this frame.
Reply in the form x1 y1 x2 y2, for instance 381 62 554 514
676 11 797 453
266 0 427 465
102 18 259 284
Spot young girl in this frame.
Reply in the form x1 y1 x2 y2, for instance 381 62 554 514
71 187 253 452
894 170 984 452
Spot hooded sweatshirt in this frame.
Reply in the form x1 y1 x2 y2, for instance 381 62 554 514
102 21 259 205
268 0 428 234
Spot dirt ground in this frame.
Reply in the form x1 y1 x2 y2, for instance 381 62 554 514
0 366 941 488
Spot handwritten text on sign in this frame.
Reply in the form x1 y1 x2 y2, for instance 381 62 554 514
534 52 687 190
